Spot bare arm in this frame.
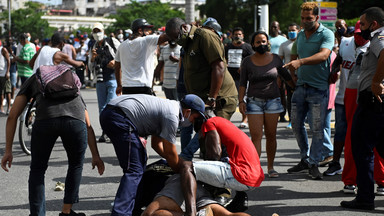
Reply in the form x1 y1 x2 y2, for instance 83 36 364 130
208 59 225 106
371 49 384 102
204 130 221 160
2 48 11 78
154 60 164 82
115 61 122 96
71 45 77 60
284 48 331 72
1 95 28 172
151 135 179 172
54 52 84 68
238 86 247 116
28 48 42 68
84 110 105 175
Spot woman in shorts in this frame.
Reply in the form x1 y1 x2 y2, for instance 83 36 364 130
238 31 295 178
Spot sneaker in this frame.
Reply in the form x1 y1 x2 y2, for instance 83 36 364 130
225 191 248 212
323 161 343 176
343 185 357 194
340 198 374 210
287 159 309 174
309 165 323 180
377 185 384 196
59 209 86 216
319 156 333 167
286 122 292 129
98 134 110 143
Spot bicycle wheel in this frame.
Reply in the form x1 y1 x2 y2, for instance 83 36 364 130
19 107 36 155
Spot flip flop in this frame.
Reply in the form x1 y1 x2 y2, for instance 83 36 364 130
238 122 248 129
268 169 279 178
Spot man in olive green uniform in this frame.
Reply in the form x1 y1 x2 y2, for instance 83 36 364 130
166 17 238 120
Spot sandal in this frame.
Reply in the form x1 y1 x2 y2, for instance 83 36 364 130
238 122 248 129
268 169 279 178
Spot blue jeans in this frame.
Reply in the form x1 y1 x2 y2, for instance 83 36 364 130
100 106 147 216
180 132 199 161
96 79 117 114
29 117 87 216
291 85 329 166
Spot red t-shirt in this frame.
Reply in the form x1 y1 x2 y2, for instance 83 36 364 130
201 117 264 187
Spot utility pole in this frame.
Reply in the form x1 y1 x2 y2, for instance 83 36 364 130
8 0 11 37
185 0 195 24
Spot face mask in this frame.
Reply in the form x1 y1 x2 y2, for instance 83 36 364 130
93 32 104 42
117 34 124 40
179 112 192 128
27 37 31 42
302 21 316 31
354 33 369 47
288 31 297 39
253 44 269 54
360 23 372 40
337 27 346 36
233 36 243 44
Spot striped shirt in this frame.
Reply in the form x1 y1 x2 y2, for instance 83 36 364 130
159 44 181 89
17 43 36 77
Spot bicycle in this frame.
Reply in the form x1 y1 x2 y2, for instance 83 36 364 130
18 102 36 155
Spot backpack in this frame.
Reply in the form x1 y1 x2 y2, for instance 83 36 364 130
36 64 81 99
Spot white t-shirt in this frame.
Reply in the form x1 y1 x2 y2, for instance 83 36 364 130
75 43 88 62
32 46 60 73
279 39 295 63
336 36 368 104
115 35 159 88
159 44 181 89
0 47 7 76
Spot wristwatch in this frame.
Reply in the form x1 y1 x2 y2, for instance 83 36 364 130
207 97 216 103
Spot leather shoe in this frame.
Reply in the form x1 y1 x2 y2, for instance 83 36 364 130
340 198 374 210
225 191 248 212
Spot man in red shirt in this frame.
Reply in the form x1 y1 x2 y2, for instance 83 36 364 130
179 116 264 216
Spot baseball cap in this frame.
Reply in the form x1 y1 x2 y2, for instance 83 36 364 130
93 22 104 31
354 20 361 33
181 94 206 119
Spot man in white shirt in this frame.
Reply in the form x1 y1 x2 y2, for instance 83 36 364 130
115 18 169 95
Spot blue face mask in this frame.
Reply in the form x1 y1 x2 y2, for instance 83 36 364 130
288 31 297 39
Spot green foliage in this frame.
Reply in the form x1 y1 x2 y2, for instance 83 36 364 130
202 0 302 41
107 1 185 33
1 1 56 40
337 0 384 19
344 17 360 28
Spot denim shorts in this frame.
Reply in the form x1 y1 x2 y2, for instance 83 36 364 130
246 97 284 114
193 161 254 191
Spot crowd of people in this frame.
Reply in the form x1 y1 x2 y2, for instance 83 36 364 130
1 2 384 216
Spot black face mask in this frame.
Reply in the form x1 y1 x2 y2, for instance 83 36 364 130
253 44 269 54
361 23 372 40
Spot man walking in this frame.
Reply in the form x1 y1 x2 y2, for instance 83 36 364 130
284 2 334 180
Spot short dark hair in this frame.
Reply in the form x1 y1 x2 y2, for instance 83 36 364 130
363 7 384 27
232 27 243 34
51 32 64 47
250 31 269 45
289 22 300 30
18 33 28 41
166 17 186 35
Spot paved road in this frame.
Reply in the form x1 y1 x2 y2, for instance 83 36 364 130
1 86 384 216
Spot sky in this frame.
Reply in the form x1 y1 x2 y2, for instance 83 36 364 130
32 0 63 5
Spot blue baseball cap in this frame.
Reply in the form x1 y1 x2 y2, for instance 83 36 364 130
181 94 206 119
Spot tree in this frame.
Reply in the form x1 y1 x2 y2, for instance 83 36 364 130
337 0 384 19
1 2 56 40
201 0 302 41
107 1 185 33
